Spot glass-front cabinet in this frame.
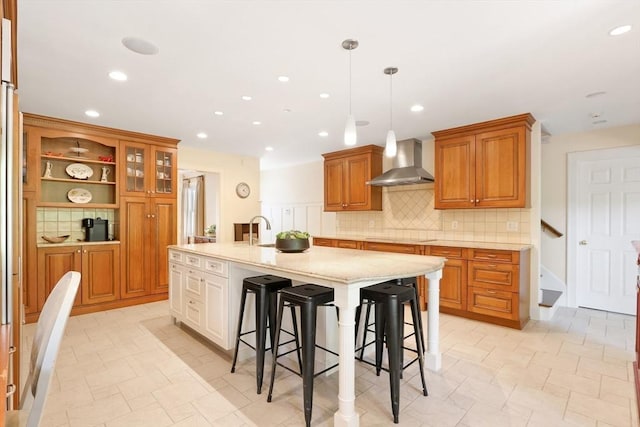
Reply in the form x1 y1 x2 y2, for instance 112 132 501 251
121 141 176 197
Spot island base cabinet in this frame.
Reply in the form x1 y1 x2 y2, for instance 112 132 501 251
204 272 229 347
169 263 185 318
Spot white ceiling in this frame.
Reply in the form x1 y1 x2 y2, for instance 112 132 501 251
17 0 640 170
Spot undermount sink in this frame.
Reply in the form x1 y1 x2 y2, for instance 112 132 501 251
257 243 276 247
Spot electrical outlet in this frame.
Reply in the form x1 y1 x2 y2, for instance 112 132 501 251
507 221 519 231
451 220 458 230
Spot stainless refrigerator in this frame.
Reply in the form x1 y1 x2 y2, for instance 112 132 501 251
1 17 16 327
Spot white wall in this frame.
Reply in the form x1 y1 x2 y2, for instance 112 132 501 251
541 124 640 282
178 146 261 243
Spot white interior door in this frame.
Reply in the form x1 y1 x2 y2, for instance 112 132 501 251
572 146 640 314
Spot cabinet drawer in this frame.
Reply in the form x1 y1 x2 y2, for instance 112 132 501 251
204 258 228 277
185 254 202 268
313 238 335 247
336 239 361 249
469 249 518 264
363 242 421 254
169 250 184 264
184 298 204 329
468 261 518 292
467 287 518 320
428 246 465 259
185 271 204 300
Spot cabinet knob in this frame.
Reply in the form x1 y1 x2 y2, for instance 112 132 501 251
147 214 151 218
476 199 479 203
77 250 81 253
151 214 156 218
470 199 474 203
83 250 87 254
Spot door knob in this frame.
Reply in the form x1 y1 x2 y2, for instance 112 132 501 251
579 240 588 245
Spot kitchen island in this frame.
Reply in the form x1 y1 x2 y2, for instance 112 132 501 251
168 242 445 427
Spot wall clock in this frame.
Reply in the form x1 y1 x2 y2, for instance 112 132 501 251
236 182 251 198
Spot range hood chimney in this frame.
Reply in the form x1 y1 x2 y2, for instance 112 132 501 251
367 138 434 186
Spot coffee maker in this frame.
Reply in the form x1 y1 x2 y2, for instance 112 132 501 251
82 217 108 241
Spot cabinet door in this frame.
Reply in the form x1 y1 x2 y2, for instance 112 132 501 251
344 154 371 209
439 259 467 310
475 126 526 208
120 197 151 297
435 135 475 209
81 245 120 305
169 263 185 318
121 141 149 196
151 147 177 196
324 158 345 211
37 246 82 310
204 272 229 348
150 198 176 294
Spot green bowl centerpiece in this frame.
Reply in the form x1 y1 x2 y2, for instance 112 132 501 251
275 230 310 253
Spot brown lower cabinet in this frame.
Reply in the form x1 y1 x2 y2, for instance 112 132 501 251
120 196 176 298
312 237 530 329
36 243 120 312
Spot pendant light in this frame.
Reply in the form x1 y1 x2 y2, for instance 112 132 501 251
384 66 398 158
342 39 358 146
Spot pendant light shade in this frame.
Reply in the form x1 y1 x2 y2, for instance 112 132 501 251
385 130 397 157
342 39 359 146
384 66 398 158
344 114 357 146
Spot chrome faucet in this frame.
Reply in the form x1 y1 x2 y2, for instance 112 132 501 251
249 215 271 245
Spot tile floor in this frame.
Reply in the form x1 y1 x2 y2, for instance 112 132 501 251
24 302 639 426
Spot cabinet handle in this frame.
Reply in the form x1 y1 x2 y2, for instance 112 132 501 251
487 264 497 268
486 254 497 258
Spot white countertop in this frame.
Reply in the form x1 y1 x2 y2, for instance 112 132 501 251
312 235 531 251
169 242 446 285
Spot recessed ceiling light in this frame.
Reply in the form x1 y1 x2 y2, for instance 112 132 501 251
609 25 632 36
108 70 127 81
318 131 329 137
196 132 207 139
242 95 252 101
121 37 159 55
589 112 603 118
283 108 292 113
213 111 224 116
85 110 100 118
586 91 607 98
592 119 608 125
319 93 330 99
278 76 290 82
410 104 424 112
252 121 262 125
265 146 274 152
355 120 370 127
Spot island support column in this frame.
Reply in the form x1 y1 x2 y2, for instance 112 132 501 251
332 285 361 427
425 269 443 371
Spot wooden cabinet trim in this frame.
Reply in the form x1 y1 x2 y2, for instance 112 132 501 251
431 113 535 140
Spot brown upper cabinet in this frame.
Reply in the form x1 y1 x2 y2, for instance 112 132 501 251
432 113 535 209
120 140 177 197
322 144 383 212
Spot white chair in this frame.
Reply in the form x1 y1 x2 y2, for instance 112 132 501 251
6 271 80 427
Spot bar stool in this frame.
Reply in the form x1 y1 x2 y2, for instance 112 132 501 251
230 275 301 394
359 281 428 424
356 277 425 360
267 284 338 427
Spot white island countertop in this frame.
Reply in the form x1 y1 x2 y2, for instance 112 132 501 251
169 242 446 284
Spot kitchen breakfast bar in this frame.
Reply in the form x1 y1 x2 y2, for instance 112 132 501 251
168 243 445 427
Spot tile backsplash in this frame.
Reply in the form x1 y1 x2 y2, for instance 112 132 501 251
336 186 531 243
37 208 116 243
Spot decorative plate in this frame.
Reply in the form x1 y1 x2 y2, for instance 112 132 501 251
67 188 92 203
66 163 93 179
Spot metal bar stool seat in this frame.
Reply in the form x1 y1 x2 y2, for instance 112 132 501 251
230 275 301 394
359 281 428 424
355 277 426 362
267 284 338 427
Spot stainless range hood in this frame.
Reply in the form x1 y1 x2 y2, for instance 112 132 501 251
367 138 434 186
